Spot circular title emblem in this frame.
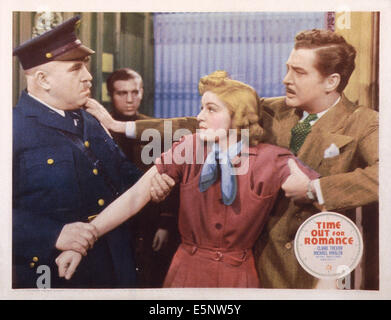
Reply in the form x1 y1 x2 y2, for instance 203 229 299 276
294 212 363 279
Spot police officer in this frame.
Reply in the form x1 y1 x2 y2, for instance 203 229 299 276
12 16 141 288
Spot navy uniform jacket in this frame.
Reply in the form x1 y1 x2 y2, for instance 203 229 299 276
13 91 142 288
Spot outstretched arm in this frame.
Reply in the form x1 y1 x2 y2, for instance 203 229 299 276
91 165 158 237
84 98 198 140
56 166 163 279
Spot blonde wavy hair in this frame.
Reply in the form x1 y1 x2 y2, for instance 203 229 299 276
198 70 264 146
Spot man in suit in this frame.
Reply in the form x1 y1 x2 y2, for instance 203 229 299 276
83 29 378 289
12 16 141 288
254 29 378 288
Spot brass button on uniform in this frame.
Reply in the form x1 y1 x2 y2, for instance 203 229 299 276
285 242 292 250
98 199 105 206
32 256 39 262
92 168 98 175
29 262 35 268
84 141 90 148
47 158 54 165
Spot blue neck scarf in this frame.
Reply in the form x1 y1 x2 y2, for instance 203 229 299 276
199 141 242 205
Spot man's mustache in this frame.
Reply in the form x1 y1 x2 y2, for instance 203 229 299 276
285 87 296 95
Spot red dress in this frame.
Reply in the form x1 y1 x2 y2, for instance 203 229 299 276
155 134 318 287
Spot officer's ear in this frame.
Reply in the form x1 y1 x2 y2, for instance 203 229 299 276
35 70 51 90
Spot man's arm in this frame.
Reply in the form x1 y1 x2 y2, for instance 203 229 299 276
12 147 101 267
134 117 199 140
279 108 378 211
13 207 98 267
84 98 199 140
319 115 378 210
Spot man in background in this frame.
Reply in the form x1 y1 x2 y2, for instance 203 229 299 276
105 68 152 170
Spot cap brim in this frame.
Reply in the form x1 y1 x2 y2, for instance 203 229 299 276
54 44 95 61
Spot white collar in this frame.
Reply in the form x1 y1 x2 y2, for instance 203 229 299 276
302 95 341 123
28 92 66 117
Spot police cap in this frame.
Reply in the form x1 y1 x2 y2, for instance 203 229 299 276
13 15 95 70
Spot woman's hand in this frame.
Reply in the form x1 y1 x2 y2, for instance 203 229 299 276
150 162 176 202
55 250 83 280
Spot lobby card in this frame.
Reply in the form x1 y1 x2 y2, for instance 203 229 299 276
1 0 390 301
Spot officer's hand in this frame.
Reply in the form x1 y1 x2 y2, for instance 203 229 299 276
55 222 98 256
282 159 312 201
150 172 176 203
56 250 82 280
152 228 169 251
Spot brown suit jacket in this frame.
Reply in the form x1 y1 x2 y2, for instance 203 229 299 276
134 116 199 142
255 94 378 288
134 94 379 288
111 112 153 172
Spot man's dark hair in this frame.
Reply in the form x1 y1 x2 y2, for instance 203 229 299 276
294 29 356 92
106 68 143 97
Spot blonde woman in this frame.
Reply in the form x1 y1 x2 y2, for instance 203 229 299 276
56 71 318 288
